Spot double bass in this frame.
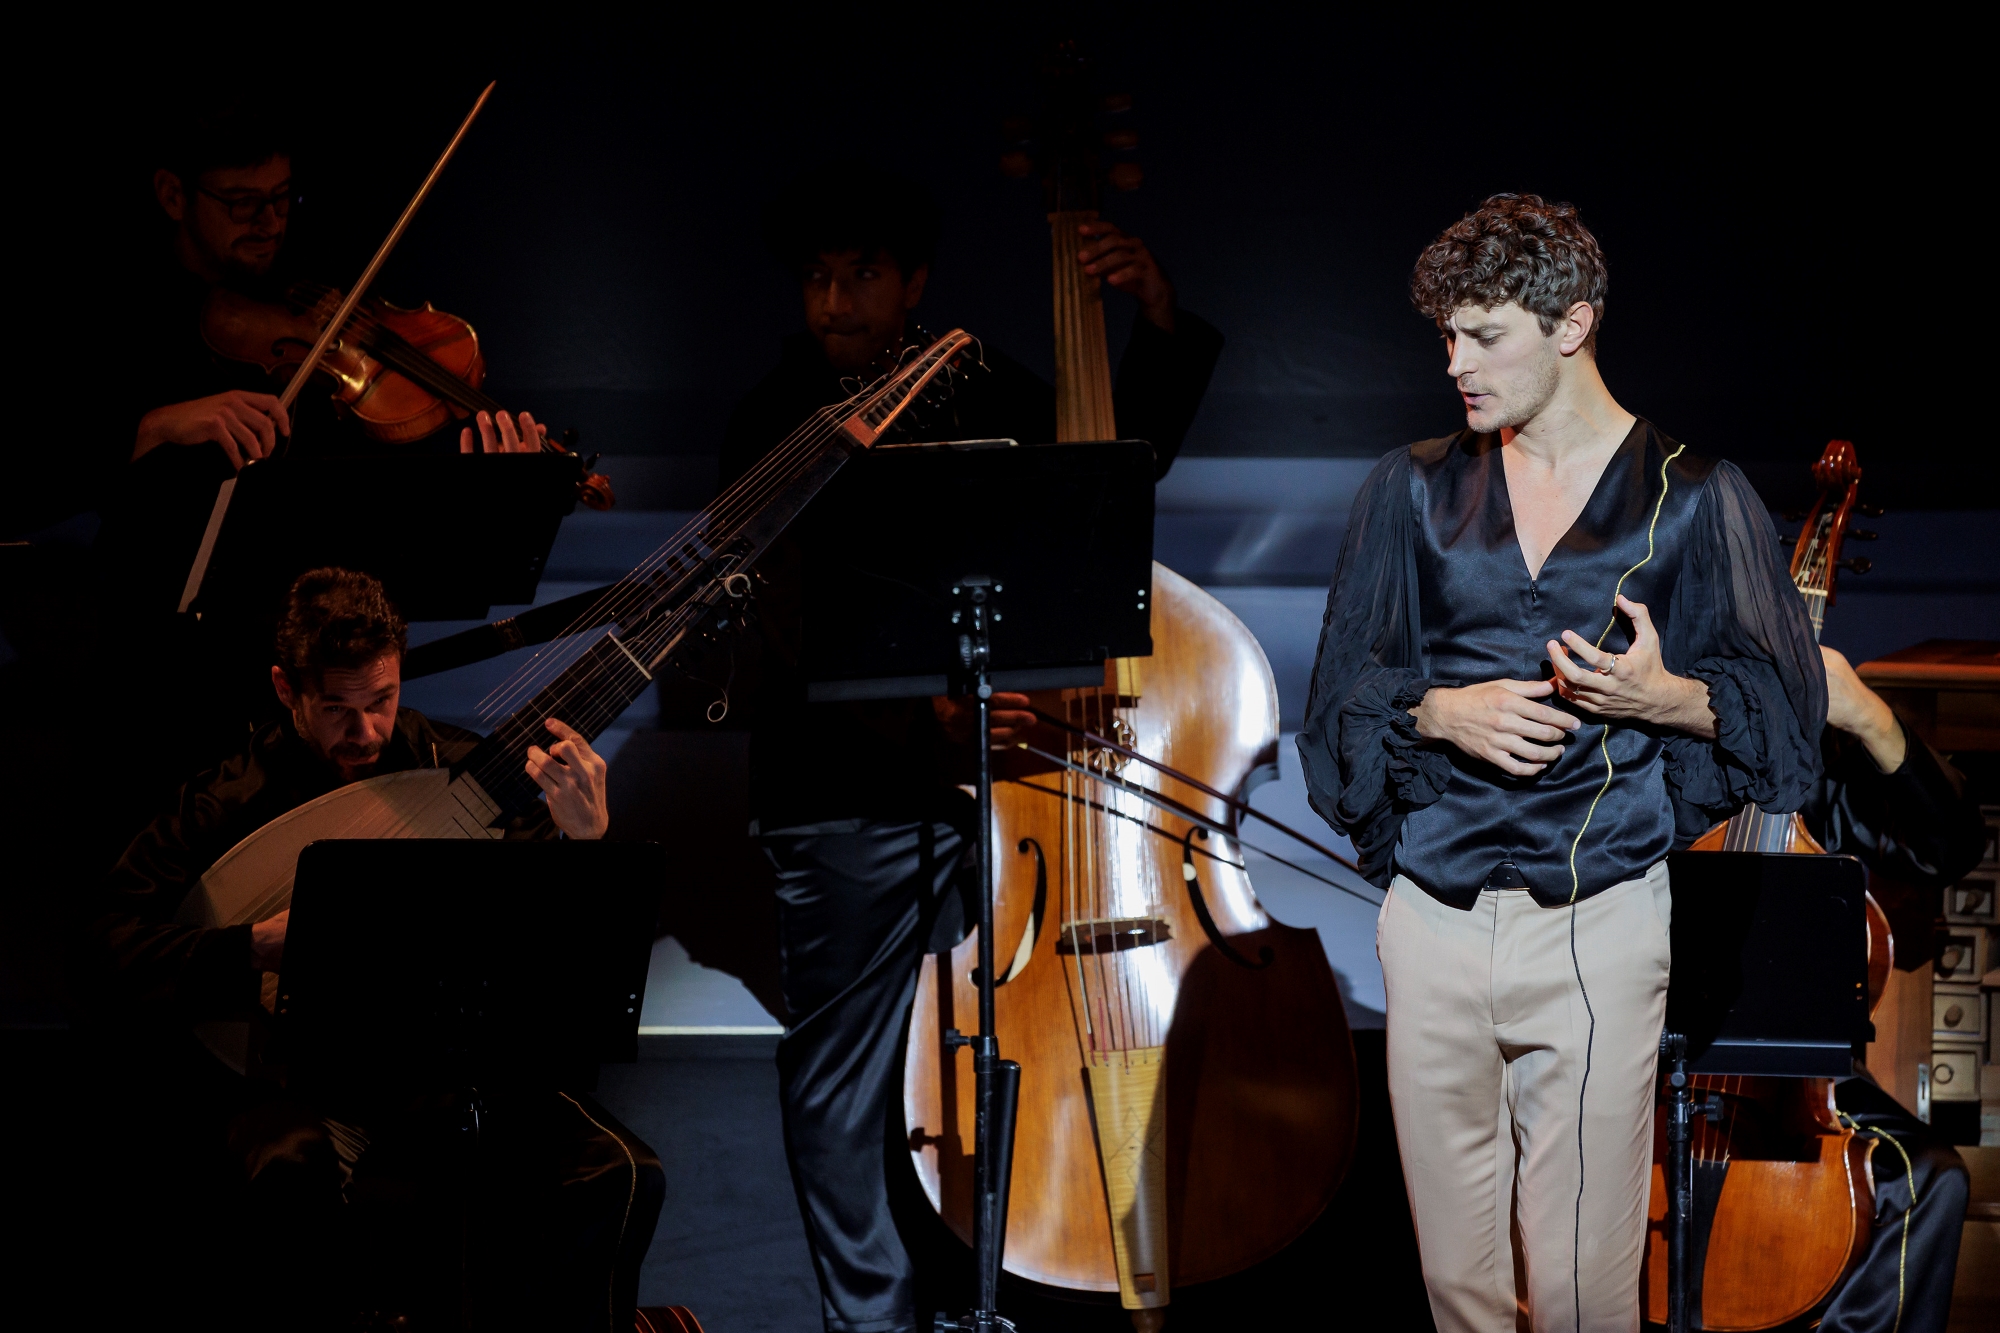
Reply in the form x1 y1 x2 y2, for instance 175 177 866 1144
903 45 1357 1328
1641 438 1894 1328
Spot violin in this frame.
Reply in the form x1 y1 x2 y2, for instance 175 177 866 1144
200 283 615 510
1641 439 1891 1329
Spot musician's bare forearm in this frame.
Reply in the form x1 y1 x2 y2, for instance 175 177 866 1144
1654 675 1715 738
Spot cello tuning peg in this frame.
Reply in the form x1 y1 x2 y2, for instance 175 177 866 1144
1103 129 1139 150
1107 162 1144 191
999 150 1034 179
1838 556 1873 574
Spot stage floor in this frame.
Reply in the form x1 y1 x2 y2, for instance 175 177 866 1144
598 1029 1432 1332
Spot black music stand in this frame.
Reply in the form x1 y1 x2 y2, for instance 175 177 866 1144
178 453 586 622
802 438 1157 1333
277 839 663 1110
1657 851 1870 1333
276 839 663 1324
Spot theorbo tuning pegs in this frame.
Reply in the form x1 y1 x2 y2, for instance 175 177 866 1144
1001 115 1034 142
1838 556 1873 574
1102 92 1133 113
1846 529 1878 541
999 150 1033 179
1107 162 1143 191
1103 129 1139 150
1857 503 1885 517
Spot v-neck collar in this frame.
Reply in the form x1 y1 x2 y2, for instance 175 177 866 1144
1491 418 1646 582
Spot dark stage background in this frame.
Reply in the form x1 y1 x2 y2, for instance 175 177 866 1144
4 15 1990 526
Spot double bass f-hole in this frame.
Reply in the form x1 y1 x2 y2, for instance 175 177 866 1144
1180 828 1273 970
995 838 1048 987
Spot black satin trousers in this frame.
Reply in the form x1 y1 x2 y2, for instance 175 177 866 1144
762 817 972 1333
1819 1075 1970 1333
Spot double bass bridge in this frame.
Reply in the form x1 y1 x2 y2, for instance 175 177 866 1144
1056 916 1173 955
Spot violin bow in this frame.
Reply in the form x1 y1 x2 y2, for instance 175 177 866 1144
175 82 499 612
272 80 499 446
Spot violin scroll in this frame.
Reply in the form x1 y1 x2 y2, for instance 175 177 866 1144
549 428 615 511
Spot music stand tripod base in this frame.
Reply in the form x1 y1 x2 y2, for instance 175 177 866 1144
931 576 1022 1333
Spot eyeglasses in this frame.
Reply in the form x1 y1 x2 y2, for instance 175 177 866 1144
196 183 298 224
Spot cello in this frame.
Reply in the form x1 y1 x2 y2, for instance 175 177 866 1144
902 44 1358 1328
1641 438 1894 1328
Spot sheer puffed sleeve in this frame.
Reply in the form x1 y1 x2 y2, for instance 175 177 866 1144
1297 448 1451 885
1660 460 1826 840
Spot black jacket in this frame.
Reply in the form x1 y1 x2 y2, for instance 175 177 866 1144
93 708 552 1021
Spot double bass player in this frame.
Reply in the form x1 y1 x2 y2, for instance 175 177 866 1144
715 165 1221 1333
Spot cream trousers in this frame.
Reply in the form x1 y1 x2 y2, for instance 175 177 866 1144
1378 862 1671 1333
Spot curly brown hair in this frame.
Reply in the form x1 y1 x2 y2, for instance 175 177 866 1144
1411 193 1608 354
274 567 407 691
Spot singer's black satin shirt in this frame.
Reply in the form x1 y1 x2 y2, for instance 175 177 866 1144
1299 421 1826 907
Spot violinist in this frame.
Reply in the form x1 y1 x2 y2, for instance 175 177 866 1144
713 166 1221 1333
1300 194 1826 1329
100 102 547 622
89 103 554 819
1799 645 1982 1333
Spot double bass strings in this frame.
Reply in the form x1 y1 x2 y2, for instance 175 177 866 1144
1063 692 1092 1047
1011 745 1384 907
1055 686 1182 1057
1025 705 1364 874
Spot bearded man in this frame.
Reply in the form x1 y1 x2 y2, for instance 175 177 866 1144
92 567 659 1330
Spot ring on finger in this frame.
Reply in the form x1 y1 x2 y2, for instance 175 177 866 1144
1596 655 1617 676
